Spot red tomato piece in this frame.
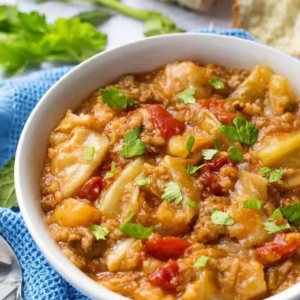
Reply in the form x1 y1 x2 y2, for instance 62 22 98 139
77 176 103 201
207 156 235 172
198 99 236 125
148 259 180 291
255 234 300 265
145 236 190 261
147 105 185 139
199 170 223 196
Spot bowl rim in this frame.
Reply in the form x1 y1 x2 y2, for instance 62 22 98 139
15 32 300 300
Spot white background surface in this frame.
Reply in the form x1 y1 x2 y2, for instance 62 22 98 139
1 0 234 50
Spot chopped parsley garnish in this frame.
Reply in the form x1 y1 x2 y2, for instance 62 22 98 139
280 203 300 226
209 76 225 90
186 200 199 211
120 210 153 239
162 182 183 205
219 115 258 146
136 178 150 186
268 208 283 221
186 135 195 155
121 128 146 158
264 222 290 234
211 208 234 226
85 146 95 161
187 164 206 175
90 225 109 240
177 87 196 104
213 136 220 151
202 149 218 160
228 146 243 163
194 255 210 267
100 87 138 109
259 167 284 183
243 199 263 210
104 161 116 179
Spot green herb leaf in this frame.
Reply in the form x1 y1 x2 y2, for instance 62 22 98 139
121 128 146 158
268 208 283 221
202 149 218 160
72 9 112 26
0 158 17 208
243 198 263 210
209 76 225 90
85 146 95 161
104 161 116 179
259 167 284 183
264 222 290 234
186 200 199 211
100 87 138 109
194 255 210 267
162 182 183 205
213 136 220 151
90 225 109 240
120 210 153 239
0 7 107 76
177 87 196 104
186 135 195 155
136 178 150 186
211 208 234 226
187 164 206 175
280 203 300 226
219 115 258 146
228 146 243 163
144 13 184 37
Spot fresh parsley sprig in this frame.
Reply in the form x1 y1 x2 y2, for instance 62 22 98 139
120 210 153 239
186 135 195 155
243 198 263 210
194 255 209 267
90 225 109 240
85 146 95 162
136 178 150 186
162 182 183 205
211 208 234 226
187 164 206 175
177 87 196 104
228 146 243 163
121 128 146 158
209 76 225 90
259 167 284 183
104 161 116 179
219 115 258 146
100 87 138 109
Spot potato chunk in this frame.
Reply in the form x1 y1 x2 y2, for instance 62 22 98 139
269 75 296 115
53 198 101 228
156 61 212 101
50 128 109 198
256 130 300 167
229 65 273 104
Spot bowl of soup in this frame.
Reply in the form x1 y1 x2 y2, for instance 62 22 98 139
15 33 300 300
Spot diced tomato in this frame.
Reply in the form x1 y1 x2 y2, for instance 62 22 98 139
77 176 103 201
145 236 190 260
148 259 180 291
255 233 300 265
207 156 235 172
147 105 185 139
199 170 223 196
198 99 236 125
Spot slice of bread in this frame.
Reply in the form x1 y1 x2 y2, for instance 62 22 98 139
233 0 300 56
161 0 216 11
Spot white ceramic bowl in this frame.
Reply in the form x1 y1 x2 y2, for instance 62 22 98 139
15 33 300 300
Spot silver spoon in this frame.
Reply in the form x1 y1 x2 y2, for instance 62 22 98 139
0 236 22 300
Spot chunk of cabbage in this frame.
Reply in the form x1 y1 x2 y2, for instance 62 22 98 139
256 131 300 168
105 238 143 272
269 75 296 116
229 65 273 104
98 158 145 217
50 128 109 198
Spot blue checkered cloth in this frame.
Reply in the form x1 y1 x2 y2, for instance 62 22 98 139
0 29 255 300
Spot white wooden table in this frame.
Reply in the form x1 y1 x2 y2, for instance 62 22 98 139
3 0 234 50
